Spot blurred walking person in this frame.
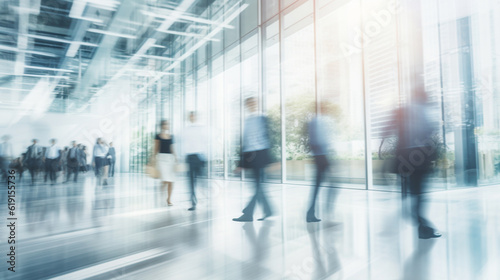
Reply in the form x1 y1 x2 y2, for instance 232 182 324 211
61 147 69 179
0 135 14 180
108 142 116 177
152 120 176 206
181 112 208 211
93 138 109 186
25 139 42 185
233 97 274 222
306 102 335 223
44 139 61 185
65 141 81 183
393 88 441 239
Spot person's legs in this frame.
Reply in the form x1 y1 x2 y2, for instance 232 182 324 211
241 167 260 218
256 167 272 218
48 159 56 183
307 156 328 222
44 160 49 182
73 165 79 182
95 157 103 185
187 155 197 210
408 168 424 226
29 165 35 185
110 161 115 177
66 164 72 182
102 165 109 185
167 182 173 204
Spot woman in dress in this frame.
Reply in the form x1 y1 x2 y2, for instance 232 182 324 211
153 120 176 206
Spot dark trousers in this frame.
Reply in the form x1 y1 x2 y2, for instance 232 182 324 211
67 158 79 182
308 155 330 217
405 168 430 227
109 160 115 177
0 157 8 179
398 147 433 228
94 157 105 177
27 159 39 185
242 167 272 217
187 154 203 207
45 158 58 183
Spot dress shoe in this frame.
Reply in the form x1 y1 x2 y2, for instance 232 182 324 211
188 206 196 211
418 225 441 239
306 216 321 223
232 215 253 222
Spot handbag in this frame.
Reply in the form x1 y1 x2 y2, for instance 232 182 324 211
145 160 160 179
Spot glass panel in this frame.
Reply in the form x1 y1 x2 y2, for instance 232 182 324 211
241 33 260 180
225 15 241 48
225 45 242 179
317 0 366 189
241 0 259 36
211 56 225 178
362 0 403 191
283 1 315 182
262 0 279 22
211 8 225 57
197 65 209 178
264 20 282 181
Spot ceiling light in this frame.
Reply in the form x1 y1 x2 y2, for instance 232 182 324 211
87 28 137 39
66 43 81 57
155 29 219 41
27 34 98 47
24 65 74 73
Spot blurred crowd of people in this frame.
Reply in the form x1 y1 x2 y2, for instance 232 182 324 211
151 91 441 240
0 137 117 187
1 87 442 240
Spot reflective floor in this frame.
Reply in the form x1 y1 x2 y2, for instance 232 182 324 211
1 173 499 279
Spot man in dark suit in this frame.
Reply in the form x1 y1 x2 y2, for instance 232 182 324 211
233 97 274 222
25 139 42 185
108 142 116 177
394 89 441 239
65 141 82 183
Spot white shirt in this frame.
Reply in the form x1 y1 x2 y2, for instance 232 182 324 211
0 141 13 158
45 145 60 159
93 144 109 158
243 113 270 152
181 124 208 158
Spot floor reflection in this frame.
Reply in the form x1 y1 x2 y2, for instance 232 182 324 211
0 173 497 279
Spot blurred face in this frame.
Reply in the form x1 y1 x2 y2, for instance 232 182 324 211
161 121 169 131
189 113 196 123
51 140 56 145
109 142 113 147
72 141 76 147
246 99 257 112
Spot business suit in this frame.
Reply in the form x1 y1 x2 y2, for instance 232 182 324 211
66 146 82 182
234 114 273 222
394 99 441 239
25 144 42 185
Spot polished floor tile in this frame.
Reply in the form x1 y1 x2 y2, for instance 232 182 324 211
1 173 499 279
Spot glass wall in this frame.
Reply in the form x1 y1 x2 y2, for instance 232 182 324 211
126 0 500 191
